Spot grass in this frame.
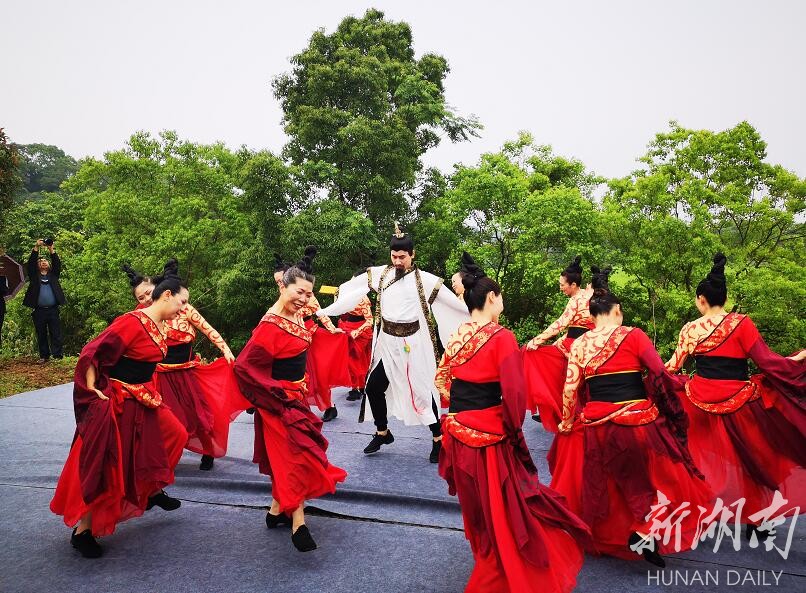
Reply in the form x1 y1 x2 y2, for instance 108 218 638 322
0 356 78 398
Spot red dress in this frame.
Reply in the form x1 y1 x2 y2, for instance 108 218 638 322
523 289 595 431
551 325 713 559
155 305 247 458
436 321 590 593
666 313 806 516
338 296 374 390
50 311 188 536
234 312 347 513
300 297 351 410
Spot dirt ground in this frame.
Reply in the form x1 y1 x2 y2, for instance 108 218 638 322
0 357 77 398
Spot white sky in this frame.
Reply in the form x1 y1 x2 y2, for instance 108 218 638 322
2 0 805 179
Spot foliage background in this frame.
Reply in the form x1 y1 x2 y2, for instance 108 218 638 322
1 10 803 361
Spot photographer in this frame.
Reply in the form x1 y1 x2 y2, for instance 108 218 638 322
23 239 65 362
0 272 8 345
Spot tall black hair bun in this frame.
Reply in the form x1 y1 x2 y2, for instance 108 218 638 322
122 263 144 288
163 258 179 276
591 265 611 290
565 255 583 274
459 251 487 290
706 252 727 286
297 245 317 274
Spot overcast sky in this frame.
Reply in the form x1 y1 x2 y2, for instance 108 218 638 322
3 0 805 179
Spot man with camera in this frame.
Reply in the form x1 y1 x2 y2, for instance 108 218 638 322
23 239 65 362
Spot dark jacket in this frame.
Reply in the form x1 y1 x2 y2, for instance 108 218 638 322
23 250 66 308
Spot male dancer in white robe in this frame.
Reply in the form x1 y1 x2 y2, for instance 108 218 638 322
316 224 469 462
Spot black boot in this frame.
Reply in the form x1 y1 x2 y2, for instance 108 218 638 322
291 525 317 552
346 389 362 402
531 413 541 422
71 528 103 559
266 511 292 529
246 407 256 415
322 406 338 422
429 439 442 463
199 455 214 471
363 431 394 454
628 532 665 568
147 490 182 511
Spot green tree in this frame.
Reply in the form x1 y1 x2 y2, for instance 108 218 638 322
273 8 480 226
0 129 22 236
15 143 79 200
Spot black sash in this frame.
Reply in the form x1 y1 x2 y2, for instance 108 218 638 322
342 314 365 322
694 356 749 381
164 343 193 364
449 379 502 413
272 351 307 382
587 371 645 402
567 326 589 339
110 356 158 384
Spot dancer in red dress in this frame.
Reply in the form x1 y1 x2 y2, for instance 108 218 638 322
275 252 349 422
552 269 712 566
124 261 245 471
234 248 347 552
337 274 374 402
435 253 589 593
50 263 189 558
665 253 806 538
524 256 595 430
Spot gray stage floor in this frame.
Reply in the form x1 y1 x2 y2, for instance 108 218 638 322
0 384 803 593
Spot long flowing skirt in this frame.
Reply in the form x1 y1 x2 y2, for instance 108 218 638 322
50 386 187 537
441 431 585 593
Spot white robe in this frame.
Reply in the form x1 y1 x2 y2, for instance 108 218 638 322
318 265 469 426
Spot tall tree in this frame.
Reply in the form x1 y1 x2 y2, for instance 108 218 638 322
0 129 22 236
15 143 79 199
273 8 480 226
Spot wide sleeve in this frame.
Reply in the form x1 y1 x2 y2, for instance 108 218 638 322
434 352 452 409
233 326 299 416
318 271 373 318
307 296 338 332
497 331 538 474
560 348 584 430
186 304 230 353
531 297 577 346
430 284 470 347
742 318 806 400
665 324 691 373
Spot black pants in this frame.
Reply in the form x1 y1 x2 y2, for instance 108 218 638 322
365 360 441 437
32 306 63 359
0 299 5 345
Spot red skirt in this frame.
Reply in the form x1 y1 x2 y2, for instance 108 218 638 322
339 319 373 389
440 408 585 593
156 357 240 458
682 375 806 516
523 342 573 432
305 329 351 410
549 401 713 559
50 383 187 537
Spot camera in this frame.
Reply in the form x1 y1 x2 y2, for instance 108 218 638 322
43 238 54 246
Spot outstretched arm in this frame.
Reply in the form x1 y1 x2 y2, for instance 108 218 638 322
527 298 577 350
318 272 372 318
187 304 234 362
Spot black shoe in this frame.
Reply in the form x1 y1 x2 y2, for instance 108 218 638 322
266 511 291 529
429 439 442 463
531 413 541 422
147 490 181 511
363 431 394 454
628 532 665 568
71 528 103 559
346 389 362 402
291 525 317 552
199 455 214 471
322 407 338 422
246 407 256 415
